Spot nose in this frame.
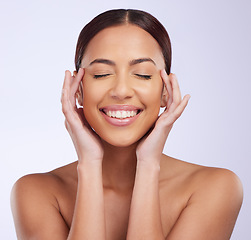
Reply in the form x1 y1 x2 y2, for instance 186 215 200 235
109 74 134 100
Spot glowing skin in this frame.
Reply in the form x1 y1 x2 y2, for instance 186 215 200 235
10 11 243 240
80 24 166 147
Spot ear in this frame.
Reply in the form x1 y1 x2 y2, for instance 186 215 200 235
74 70 83 106
160 84 168 107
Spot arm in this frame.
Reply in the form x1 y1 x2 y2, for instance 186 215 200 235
126 71 242 240
127 71 190 240
68 161 105 240
126 163 164 240
62 69 106 240
11 69 106 240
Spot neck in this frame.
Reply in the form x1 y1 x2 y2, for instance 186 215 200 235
102 140 138 193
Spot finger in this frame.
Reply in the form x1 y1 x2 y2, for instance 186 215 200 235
61 70 72 106
61 73 83 127
70 68 85 95
69 68 85 106
62 70 72 95
62 101 85 133
61 71 76 109
161 69 172 109
162 94 190 125
168 73 182 113
61 81 75 120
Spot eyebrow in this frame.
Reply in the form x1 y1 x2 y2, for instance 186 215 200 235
129 58 156 66
88 58 156 66
89 58 115 66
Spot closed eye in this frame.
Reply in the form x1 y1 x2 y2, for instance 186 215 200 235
135 74 152 80
93 74 111 79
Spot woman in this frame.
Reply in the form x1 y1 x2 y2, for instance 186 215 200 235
11 9 243 240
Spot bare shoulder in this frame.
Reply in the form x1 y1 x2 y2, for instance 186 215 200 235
11 162 78 239
160 155 243 239
160 154 243 198
11 161 78 202
190 162 243 217
195 164 243 196
12 172 60 196
11 172 61 217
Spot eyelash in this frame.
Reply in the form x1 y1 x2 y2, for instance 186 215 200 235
93 74 110 79
93 74 152 80
135 74 152 80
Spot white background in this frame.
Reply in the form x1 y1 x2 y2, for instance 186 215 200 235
1 0 250 239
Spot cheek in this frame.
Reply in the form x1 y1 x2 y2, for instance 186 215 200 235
137 82 163 129
138 80 163 108
82 79 97 102
82 77 106 108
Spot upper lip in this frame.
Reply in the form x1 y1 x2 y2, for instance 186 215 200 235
99 105 143 113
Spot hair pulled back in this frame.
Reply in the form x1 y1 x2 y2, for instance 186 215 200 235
75 9 172 74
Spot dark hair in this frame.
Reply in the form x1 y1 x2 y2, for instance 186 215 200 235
75 9 172 74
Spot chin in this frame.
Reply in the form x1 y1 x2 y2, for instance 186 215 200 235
99 131 144 148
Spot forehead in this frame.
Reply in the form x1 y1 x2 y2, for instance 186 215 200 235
82 24 164 68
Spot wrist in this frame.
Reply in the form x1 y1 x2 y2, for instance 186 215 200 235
78 154 103 165
77 159 102 176
137 155 160 168
136 160 160 173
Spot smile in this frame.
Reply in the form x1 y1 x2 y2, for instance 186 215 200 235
99 105 142 126
102 109 139 119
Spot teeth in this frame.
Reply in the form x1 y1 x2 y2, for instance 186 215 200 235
104 110 138 119
116 111 122 118
107 111 112 117
121 111 127 118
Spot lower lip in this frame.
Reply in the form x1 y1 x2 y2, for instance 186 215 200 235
100 111 141 127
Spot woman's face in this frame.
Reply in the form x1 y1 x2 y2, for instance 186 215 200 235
81 24 166 147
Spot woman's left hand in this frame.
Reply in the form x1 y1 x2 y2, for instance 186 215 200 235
136 70 190 166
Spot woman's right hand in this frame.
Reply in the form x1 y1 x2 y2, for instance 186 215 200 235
61 68 104 163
